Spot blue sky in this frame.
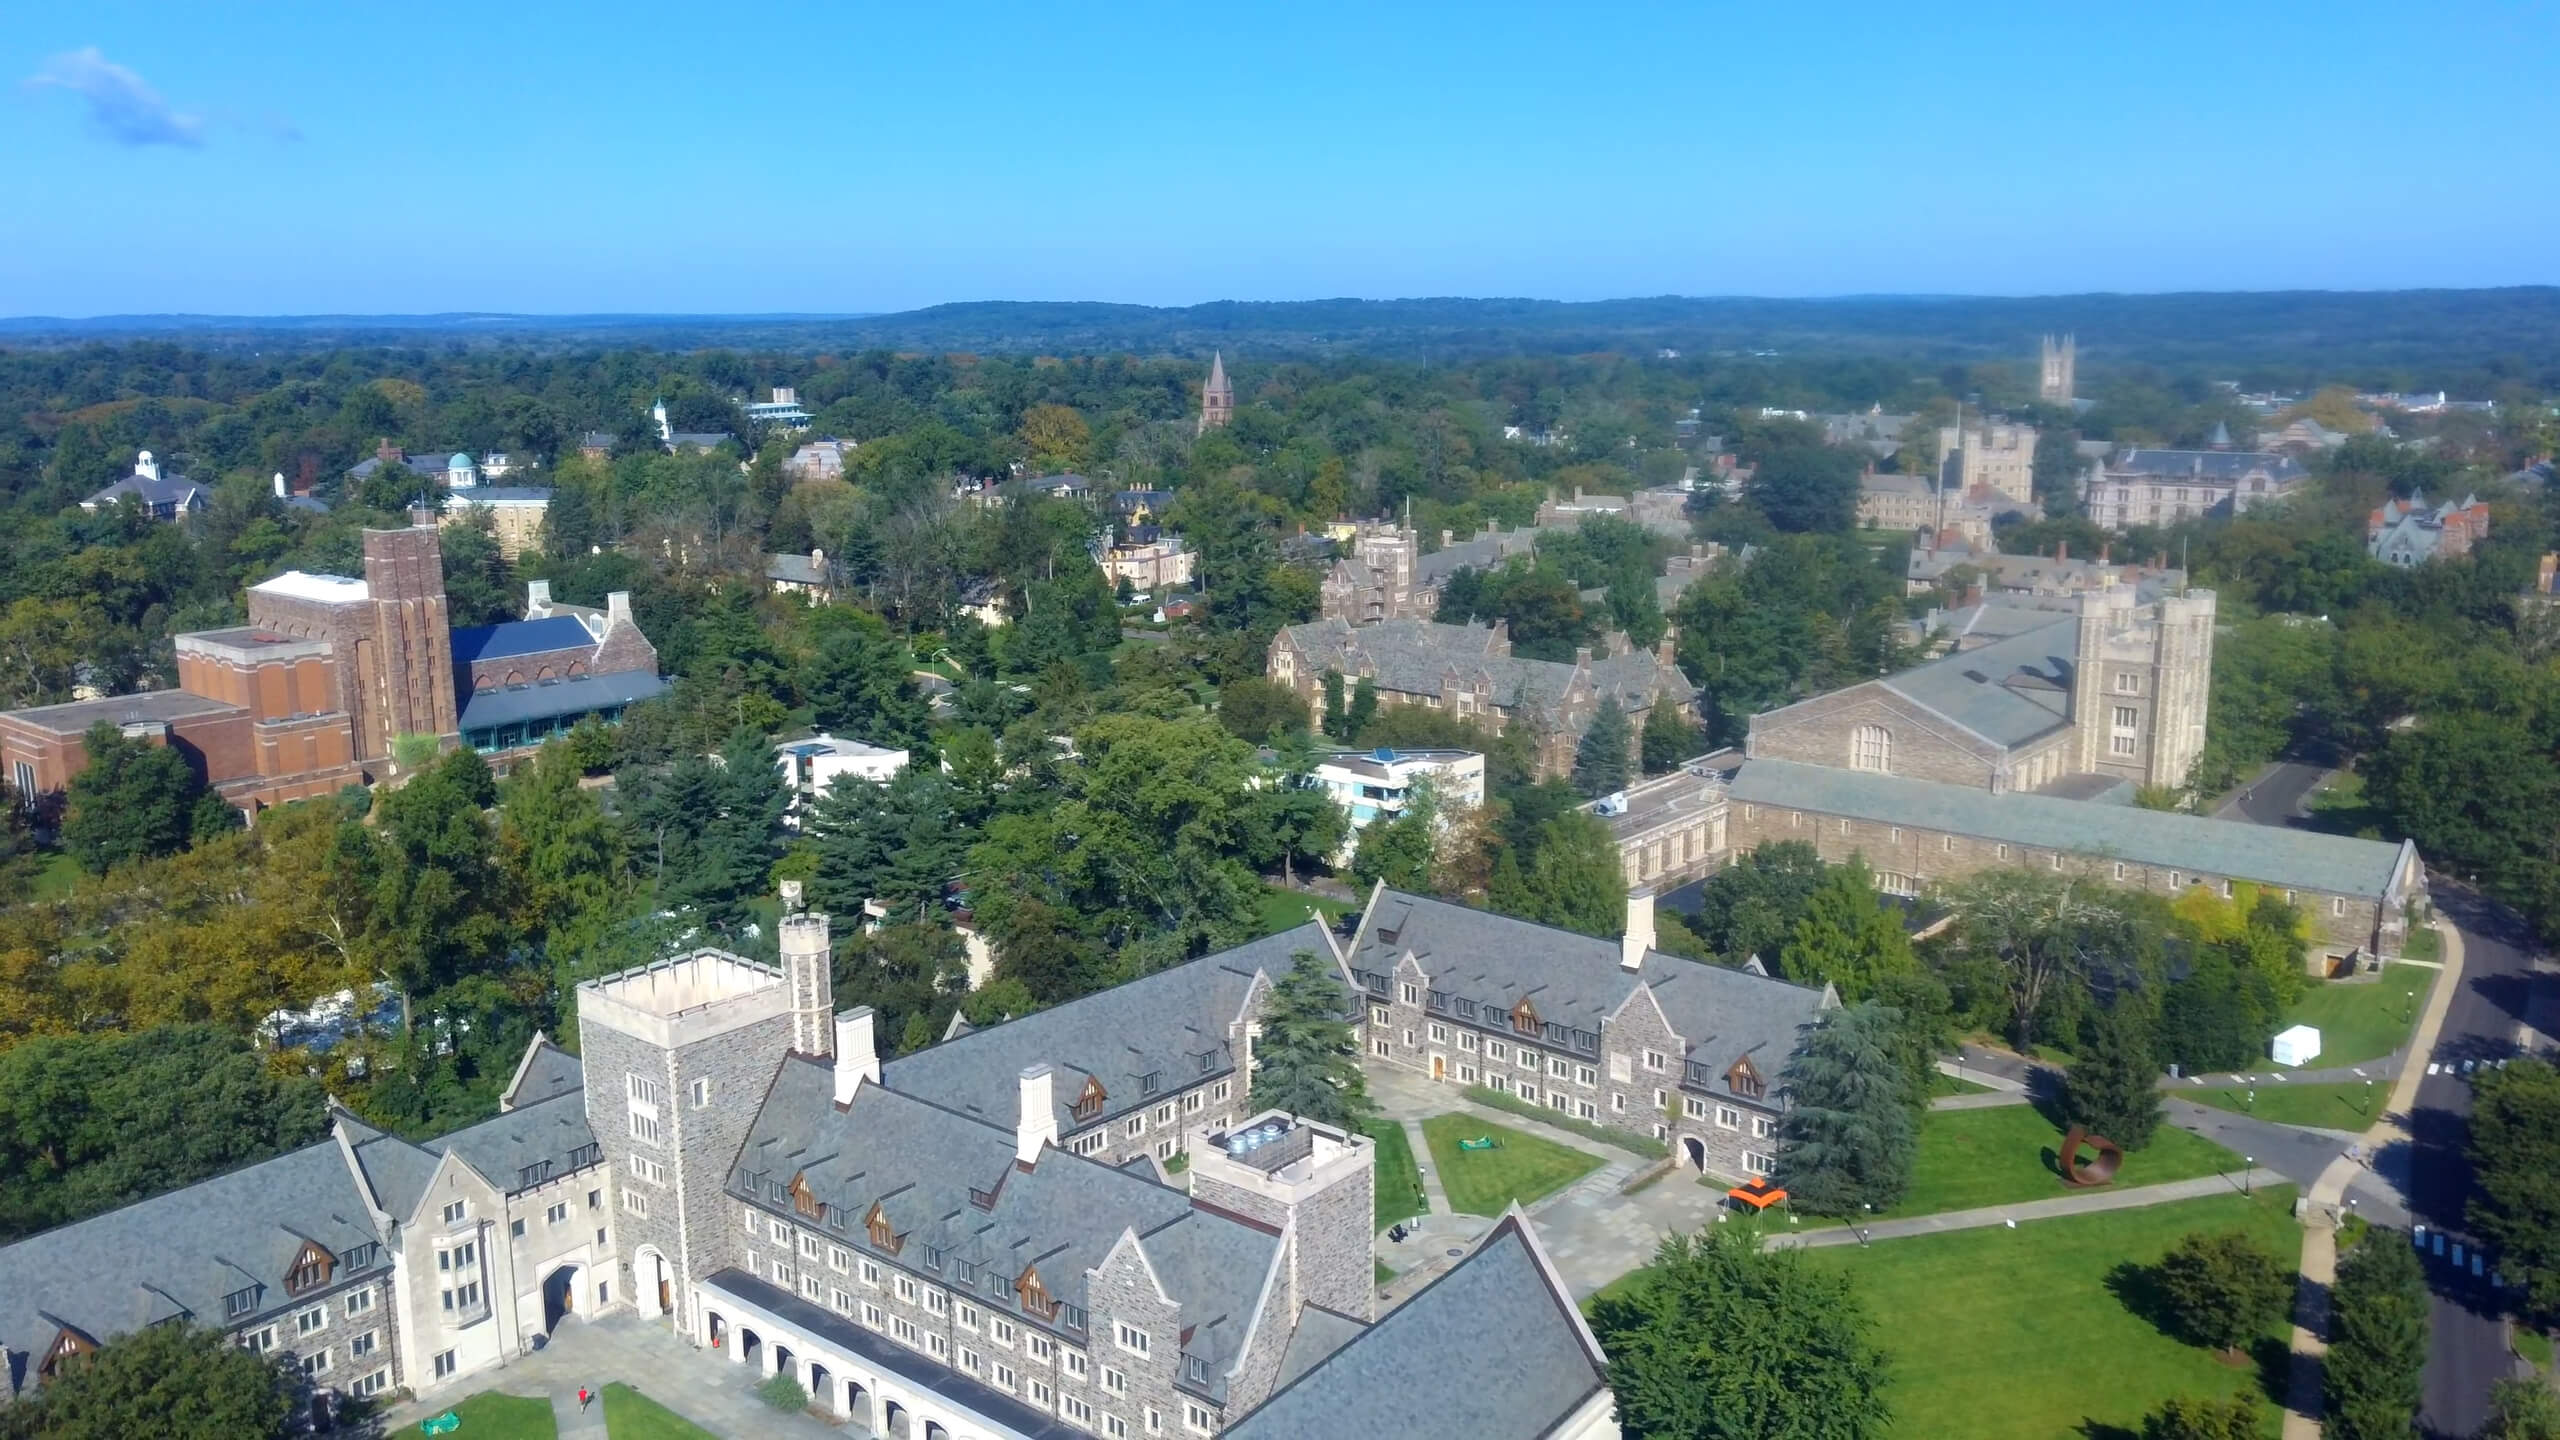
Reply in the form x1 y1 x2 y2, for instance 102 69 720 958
4 1 2554 315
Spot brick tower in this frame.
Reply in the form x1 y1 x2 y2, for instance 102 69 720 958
1198 351 1233 435
359 515 459 757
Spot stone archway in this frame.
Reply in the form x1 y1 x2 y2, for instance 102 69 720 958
885 1398 913 1439
845 1378 873 1429
706 1311 728 1354
738 1328 762 1369
634 1247 673 1316
1683 1136 1706 1171
540 1263 581 1333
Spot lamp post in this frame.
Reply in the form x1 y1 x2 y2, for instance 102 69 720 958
2244 1156 2255 1197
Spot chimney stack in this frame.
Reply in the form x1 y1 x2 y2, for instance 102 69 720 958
1622 888 1656 971
835 1006 878 1104
526 579 552 611
2098 543 2111 566
607 591 633 626
1016 1064 1059 1164
408 503 437 530
780 909 834 1057
780 878 804 913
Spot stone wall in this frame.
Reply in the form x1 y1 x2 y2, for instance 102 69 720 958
1747 688 2015 790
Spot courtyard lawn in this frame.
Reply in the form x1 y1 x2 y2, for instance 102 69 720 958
397 1392 557 1440
1420 1115 1603 1217
1366 1120 1429 1231
1255 885 1351 937
2274 964 2433 1069
1927 1071 1991 1098
1589 1190 2299 1439
2186 1081 2385 1131
1883 1105 2246 1218
29 851 81 901
601 1384 716 1440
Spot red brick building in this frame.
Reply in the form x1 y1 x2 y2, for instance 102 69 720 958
1 518 662 820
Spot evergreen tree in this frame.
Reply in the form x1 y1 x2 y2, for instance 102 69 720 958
809 766 970 922
63 720 205 874
1572 701 1634 797
1776 860 1917 1002
1528 812 1626 937
1774 1001 1920 1216
2323 1231 2428 1440
2468 1057 2560 1315
1590 1224 1892 1440
1249 950 1375 1128
1641 695 1697 775
2151 1228 2291 1354
1488 845 1534 916
0 1320 297 1440
2154 948 2277 1074
799 610 930 747
1345 676 1378 739
1320 670 1349 741
699 727 789 927
2058 1005 2164 1149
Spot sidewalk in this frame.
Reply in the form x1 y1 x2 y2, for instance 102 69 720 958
2278 916 2467 1440
1763 1169 2287 1251
376 1313 844 1439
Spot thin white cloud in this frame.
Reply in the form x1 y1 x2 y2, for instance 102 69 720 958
26 47 207 147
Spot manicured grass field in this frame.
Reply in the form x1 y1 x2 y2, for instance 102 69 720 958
1883 1105 2246 1218
1255 885 1352 937
1366 1119 1429 1230
29 851 81 901
1927 1071 1991 1098
1420 1115 1603 1217
2185 1081 2384 1131
398 1392 557 1440
2274 965 2433 1068
600 1384 716 1439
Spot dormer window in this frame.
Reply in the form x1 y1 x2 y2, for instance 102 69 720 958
37 1329 95 1383
284 1242 335 1297
1017 1266 1057 1319
224 1287 259 1320
1139 1071 1161 1097
865 1203 901 1255
1510 998 1540 1036
1071 1077 1107 1123
1727 1055 1766 1100
789 1174 820 1220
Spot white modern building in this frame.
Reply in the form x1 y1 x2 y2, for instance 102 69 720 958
775 734 911 824
1312 747 1485 863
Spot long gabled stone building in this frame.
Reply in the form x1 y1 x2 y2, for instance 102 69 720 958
1 904 1619 1439
1345 885 1836 1180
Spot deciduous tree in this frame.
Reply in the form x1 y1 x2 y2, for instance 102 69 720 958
2468 1057 2560 1318
0 1320 297 1440
63 721 205 874
2150 1228 2291 1356
2323 1231 2427 1440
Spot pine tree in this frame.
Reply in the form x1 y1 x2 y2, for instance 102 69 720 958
1320 670 1348 741
1572 701 1633 797
1249 950 1375 1128
1774 1001 1920 1215
1529 812 1626 937
2324 1232 2428 1439
2482 1377 2560 1440
1641 695 1696 775
1488 846 1535 917
2059 1004 2164 1149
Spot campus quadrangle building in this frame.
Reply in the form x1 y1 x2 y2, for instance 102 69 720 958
0 908 1619 1440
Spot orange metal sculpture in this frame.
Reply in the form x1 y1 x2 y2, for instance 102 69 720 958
2058 1125 2123 1187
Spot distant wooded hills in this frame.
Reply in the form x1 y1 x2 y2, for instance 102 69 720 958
6 290 2557 385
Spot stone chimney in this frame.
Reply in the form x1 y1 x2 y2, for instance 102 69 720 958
1016 1064 1059 1165
606 591 633 627
408 503 437 529
1655 632 1677 665
1574 645 1593 668
2056 541 2067 563
376 438 400 464
835 1006 878 1104
1622 888 1656 971
1440 529 1454 547
526 579 552 612
780 909 834 1057
2098 543 2111 566
780 878 804 913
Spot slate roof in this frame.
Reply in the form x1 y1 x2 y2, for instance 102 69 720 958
767 552 828 586
83 472 207 513
450 615 598 664
2104 449 2307 484
0 1135 389 1387
345 454 448 482
0 686 241 737
666 432 735 452
1872 612 2079 748
1414 526 1540 586
1225 1217 1610 1440
734 1060 1282 1392
1277 617 1693 721
1271 1306 1367 1390
1727 758 2417 899
424 1089 602 1197
882 925 1329 1135
502 1037 585 1111
456 670 666 732
1344 890 1831 1083
447 486 552 505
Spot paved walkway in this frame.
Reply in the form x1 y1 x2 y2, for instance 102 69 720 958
377 1312 846 1439
1763 1169 2288 1251
2279 917 2469 1440
1399 1117 1452 1214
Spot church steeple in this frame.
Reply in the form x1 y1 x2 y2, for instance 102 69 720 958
1198 351 1234 435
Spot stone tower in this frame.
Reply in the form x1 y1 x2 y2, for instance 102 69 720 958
1188 1112 1376 1322
2039 334 2076 404
2148 589 2216 790
779 910 835 1057
1198 351 1233 435
359 518 459 756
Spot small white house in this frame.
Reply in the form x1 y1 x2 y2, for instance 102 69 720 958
2271 1024 2322 1068
774 734 909 826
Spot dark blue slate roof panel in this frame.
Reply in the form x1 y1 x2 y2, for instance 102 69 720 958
457 670 665 732
450 615 595 664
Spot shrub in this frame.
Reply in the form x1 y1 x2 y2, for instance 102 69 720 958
757 1373 809 1412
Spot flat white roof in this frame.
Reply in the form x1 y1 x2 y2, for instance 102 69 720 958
775 733 907 759
251 570 371 605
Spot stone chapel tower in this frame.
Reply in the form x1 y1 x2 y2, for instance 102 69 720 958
1198 351 1234 435
2039 334 2077 404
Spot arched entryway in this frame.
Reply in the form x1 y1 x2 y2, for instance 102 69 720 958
738 1328 762 1369
1683 1136 1706 1171
541 1264 581 1333
634 1246 673 1316
706 1312 728 1353
846 1378 873 1429
807 1363 834 1416
884 1398 913 1439
925 1421 952 1440
772 1343 795 1382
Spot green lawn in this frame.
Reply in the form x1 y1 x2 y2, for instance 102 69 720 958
1813 1190 2299 1439
1366 1119 1429 1231
600 1384 716 1439
29 851 82 900
2305 769 2388 840
397 1392 557 1440
2185 1081 2386 1131
1880 1105 2246 1218
1256 885 1352 937
2275 964 2433 1068
1927 1071 1991 1098
1420 1115 1604 1217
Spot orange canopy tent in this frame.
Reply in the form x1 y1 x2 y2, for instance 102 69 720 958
1726 1177 1788 1211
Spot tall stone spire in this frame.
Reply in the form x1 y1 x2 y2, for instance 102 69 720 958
1199 351 1234 435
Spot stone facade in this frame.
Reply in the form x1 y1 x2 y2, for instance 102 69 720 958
2086 448 2306 530
2039 333 2076 403
1936 420 2037 506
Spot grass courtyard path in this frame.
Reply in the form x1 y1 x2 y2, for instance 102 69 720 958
1763 1167 2286 1250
